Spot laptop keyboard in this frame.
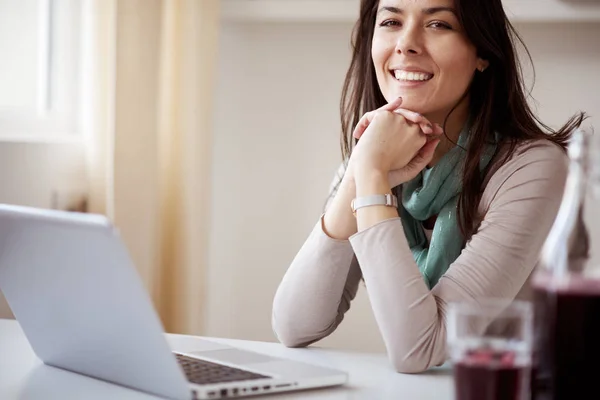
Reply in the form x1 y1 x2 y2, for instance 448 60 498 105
175 353 270 385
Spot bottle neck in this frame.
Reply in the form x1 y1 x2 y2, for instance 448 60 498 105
540 132 591 277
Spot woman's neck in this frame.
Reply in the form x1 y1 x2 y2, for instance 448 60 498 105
425 99 470 167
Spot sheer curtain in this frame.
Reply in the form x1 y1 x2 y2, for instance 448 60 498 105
82 0 220 334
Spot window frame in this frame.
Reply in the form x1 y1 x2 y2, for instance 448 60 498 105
0 0 82 142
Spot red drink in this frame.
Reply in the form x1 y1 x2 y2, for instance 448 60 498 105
454 349 530 400
532 274 600 400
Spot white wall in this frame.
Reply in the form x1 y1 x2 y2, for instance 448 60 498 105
206 21 600 352
514 22 600 269
0 141 87 319
205 22 385 349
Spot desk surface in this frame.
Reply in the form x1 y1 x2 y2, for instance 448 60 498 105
0 319 453 399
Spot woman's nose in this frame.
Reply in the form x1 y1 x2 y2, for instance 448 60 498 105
395 25 423 56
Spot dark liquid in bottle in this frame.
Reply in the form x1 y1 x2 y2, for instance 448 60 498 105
454 349 529 400
532 274 600 400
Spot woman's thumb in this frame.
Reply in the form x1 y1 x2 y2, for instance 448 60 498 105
417 139 440 166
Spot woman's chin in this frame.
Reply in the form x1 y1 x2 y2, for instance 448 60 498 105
384 93 425 112
397 100 430 115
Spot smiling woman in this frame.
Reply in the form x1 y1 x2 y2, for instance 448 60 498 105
271 0 586 375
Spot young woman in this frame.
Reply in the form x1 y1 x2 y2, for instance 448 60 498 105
271 0 585 373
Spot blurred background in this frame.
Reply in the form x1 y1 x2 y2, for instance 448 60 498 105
0 0 598 354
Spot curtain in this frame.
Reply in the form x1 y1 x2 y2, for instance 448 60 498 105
83 0 220 334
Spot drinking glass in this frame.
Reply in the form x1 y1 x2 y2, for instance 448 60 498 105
447 299 533 400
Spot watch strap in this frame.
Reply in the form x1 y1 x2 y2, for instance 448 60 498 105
351 193 398 214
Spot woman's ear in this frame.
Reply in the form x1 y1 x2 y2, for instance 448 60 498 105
477 59 490 72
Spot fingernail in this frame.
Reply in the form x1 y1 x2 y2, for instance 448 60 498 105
435 123 443 131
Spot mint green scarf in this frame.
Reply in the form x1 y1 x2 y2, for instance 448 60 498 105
399 123 497 289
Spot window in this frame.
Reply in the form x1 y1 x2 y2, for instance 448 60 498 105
0 0 82 140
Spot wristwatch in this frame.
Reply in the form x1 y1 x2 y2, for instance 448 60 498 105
351 193 398 215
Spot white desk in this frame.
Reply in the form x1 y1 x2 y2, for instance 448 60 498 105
0 319 453 399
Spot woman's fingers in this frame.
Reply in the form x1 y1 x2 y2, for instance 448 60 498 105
352 111 375 139
392 108 424 123
388 139 441 187
352 98 445 140
392 108 434 135
352 97 403 139
384 96 404 111
392 109 445 137
419 138 441 160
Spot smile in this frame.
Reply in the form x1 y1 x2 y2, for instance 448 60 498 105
392 69 434 82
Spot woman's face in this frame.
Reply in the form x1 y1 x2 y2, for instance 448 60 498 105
371 0 488 119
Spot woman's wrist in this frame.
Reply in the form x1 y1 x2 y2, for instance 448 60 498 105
354 173 398 231
322 170 359 240
354 168 391 196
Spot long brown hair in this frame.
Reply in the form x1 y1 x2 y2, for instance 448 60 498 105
339 0 585 240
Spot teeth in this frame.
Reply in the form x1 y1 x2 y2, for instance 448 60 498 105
394 70 433 82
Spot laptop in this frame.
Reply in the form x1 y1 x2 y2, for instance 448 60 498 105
0 204 347 399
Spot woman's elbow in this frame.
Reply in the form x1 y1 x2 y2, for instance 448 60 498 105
271 312 310 348
390 359 424 374
273 326 309 348
271 308 334 349
388 349 434 374
276 334 310 349
392 360 427 374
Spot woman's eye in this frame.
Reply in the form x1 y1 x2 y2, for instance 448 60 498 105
379 19 400 27
429 21 452 30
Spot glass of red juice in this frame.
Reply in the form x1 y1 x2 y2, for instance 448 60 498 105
447 299 533 400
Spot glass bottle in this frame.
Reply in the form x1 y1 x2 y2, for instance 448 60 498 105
532 127 600 400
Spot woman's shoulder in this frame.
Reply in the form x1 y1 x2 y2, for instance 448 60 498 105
482 138 569 203
502 137 567 164
489 138 568 179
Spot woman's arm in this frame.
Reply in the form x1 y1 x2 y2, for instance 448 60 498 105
271 165 362 347
271 226 362 347
350 141 568 373
271 99 442 348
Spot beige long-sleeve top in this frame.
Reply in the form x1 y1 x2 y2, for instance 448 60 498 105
272 139 570 373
